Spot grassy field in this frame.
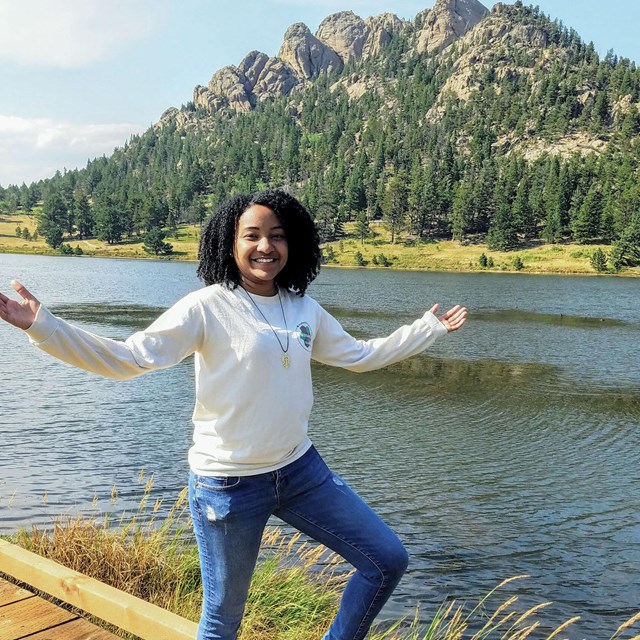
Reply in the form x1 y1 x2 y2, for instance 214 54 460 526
4 478 639 639
0 211 200 261
1 211 638 277
324 223 640 277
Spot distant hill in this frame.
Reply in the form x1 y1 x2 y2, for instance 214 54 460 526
2 0 640 266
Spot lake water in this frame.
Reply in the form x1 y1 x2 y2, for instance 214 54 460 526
1 253 639 638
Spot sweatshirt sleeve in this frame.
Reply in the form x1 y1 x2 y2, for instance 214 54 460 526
311 304 448 372
24 294 205 380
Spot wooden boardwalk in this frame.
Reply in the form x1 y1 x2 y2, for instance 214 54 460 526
0 538 197 640
0 538 198 640
0 577 119 640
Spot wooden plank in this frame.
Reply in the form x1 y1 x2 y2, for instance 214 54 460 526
21 617 121 640
0 582 32 607
0 579 120 640
0 540 198 640
0 595 76 640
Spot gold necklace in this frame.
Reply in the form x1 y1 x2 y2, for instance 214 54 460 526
241 287 291 368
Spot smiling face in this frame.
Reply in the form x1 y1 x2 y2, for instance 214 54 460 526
233 204 288 296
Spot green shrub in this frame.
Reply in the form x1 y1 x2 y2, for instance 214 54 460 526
354 251 367 267
144 227 173 255
590 247 608 273
323 246 337 263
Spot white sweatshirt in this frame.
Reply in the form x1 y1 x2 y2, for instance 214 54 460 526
25 284 448 476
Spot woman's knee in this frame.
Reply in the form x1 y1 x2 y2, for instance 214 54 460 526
385 539 409 582
365 537 408 586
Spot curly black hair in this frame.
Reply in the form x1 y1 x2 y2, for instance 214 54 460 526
197 189 321 295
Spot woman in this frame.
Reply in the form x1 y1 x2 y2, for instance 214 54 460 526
0 189 467 640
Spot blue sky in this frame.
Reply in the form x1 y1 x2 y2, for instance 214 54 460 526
0 0 638 187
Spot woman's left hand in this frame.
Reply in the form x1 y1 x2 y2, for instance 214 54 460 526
429 304 467 333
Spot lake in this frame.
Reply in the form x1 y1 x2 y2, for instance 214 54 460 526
1 253 639 638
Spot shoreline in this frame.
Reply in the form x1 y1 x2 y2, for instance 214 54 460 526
2 246 638 278
2 213 638 277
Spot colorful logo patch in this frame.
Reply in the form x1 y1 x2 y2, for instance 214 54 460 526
296 322 313 350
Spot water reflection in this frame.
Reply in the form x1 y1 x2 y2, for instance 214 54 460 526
473 309 635 329
50 303 165 329
326 304 636 330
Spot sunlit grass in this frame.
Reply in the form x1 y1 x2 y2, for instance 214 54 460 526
0 210 200 260
324 223 640 276
0 211 51 254
3 476 639 639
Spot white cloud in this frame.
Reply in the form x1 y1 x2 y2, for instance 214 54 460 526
0 114 146 186
0 0 169 67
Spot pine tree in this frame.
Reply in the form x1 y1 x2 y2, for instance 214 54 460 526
72 191 93 239
542 158 563 243
38 191 68 248
449 179 474 240
571 186 602 243
382 173 408 244
355 212 371 244
144 227 173 255
512 178 536 240
610 218 640 269
94 193 124 244
408 164 438 239
487 201 519 250
472 160 498 234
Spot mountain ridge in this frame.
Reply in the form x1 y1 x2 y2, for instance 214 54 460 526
158 0 639 165
168 0 488 120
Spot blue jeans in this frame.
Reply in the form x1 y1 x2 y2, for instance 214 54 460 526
189 446 408 640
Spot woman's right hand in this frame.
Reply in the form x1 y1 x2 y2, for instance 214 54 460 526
0 280 41 330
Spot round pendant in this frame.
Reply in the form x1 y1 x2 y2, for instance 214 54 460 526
282 354 290 369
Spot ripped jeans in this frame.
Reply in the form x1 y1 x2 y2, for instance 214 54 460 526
188 445 408 640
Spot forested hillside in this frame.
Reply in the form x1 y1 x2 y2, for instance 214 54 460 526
2 0 640 269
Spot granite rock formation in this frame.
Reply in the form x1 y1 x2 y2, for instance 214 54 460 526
188 0 489 116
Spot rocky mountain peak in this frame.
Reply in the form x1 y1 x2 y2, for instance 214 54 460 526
187 0 489 119
278 22 344 79
416 0 489 54
363 13 407 58
315 11 369 64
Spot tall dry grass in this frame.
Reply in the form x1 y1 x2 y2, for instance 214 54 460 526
12 477 203 623
8 473 345 639
5 476 640 640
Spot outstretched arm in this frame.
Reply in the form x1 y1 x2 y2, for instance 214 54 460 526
0 280 40 329
312 301 467 373
1 279 204 380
